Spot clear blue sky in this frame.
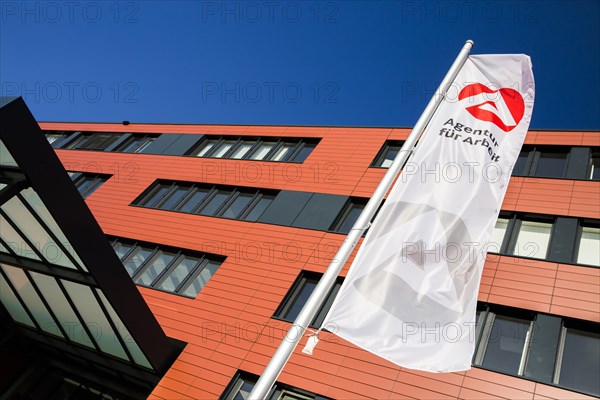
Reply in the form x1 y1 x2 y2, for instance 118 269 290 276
1 0 599 129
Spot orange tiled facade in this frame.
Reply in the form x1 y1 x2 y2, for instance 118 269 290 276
40 122 600 400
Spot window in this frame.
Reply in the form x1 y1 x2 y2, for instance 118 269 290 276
554 324 600 396
45 131 69 147
576 225 600 267
488 216 510 253
65 132 123 151
113 134 157 153
490 213 554 260
189 136 318 163
110 238 224 298
221 371 330 400
513 219 552 260
274 271 343 329
511 145 600 179
491 213 600 267
68 172 109 199
512 145 533 176
474 308 533 376
134 181 275 222
371 140 405 168
474 304 600 397
532 148 569 178
589 149 600 180
330 198 367 234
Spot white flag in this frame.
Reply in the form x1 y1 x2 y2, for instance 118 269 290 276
322 54 535 372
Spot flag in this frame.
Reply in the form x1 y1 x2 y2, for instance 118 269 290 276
322 54 535 372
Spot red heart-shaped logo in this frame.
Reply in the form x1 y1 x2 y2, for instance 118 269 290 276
458 83 525 132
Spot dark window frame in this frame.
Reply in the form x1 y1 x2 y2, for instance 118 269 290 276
113 134 158 153
370 140 405 168
492 213 555 260
68 172 110 199
530 146 571 178
65 132 124 152
588 147 600 180
573 219 600 267
474 303 600 397
512 145 598 181
329 198 368 234
553 318 600 396
109 237 225 298
188 135 319 163
133 180 277 222
273 270 343 329
220 371 331 400
473 305 535 376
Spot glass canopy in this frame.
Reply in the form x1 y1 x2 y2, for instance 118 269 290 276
0 97 179 382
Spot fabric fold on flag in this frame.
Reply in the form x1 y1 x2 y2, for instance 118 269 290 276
322 54 535 373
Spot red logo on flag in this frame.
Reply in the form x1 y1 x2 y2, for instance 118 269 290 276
458 83 525 132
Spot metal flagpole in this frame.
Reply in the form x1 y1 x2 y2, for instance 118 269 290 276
249 39 475 400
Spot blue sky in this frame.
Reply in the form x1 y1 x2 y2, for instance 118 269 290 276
1 0 599 129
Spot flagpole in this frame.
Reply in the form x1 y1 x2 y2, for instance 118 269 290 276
249 39 475 400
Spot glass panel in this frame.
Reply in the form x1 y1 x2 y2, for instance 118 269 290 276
0 271 35 327
230 142 254 159
74 176 96 195
177 188 210 213
221 193 254 219
158 256 200 292
2 196 76 269
182 261 220 297
313 282 341 327
96 290 152 369
62 280 128 360
291 143 316 162
534 150 567 178
212 140 236 158
558 328 600 396
141 184 170 207
381 146 401 168
46 133 66 144
20 188 86 270
199 191 231 216
513 149 530 175
1 264 63 337
337 203 365 234
591 155 600 180
481 315 530 375
577 227 600 266
0 139 18 167
135 251 177 286
225 378 255 400
489 218 509 253
283 279 317 321
194 140 218 157
135 137 155 153
80 133 121 150
116 137 143 153
514 220 552 259
158 186 190 210
83 179 106 198
249 142 276 160
271 143 296 161
123 247 154 276
243 195 273 221
0 213 42 261
113 242 134 260
29 272 93 347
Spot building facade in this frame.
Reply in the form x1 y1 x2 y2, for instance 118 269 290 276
4 110 599 399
